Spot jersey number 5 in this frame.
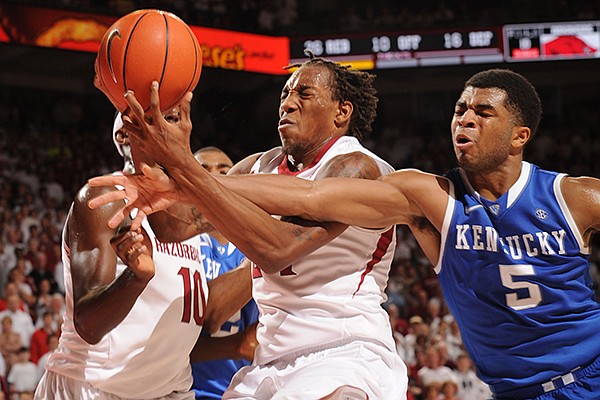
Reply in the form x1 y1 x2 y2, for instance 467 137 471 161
499 264 542 310
178 266 206 325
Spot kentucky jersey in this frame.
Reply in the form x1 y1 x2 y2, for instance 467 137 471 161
46 217 208 398
249 136 398 364
192 234 258 399
438 162 600 393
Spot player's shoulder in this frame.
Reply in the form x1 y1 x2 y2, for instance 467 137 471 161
317 151 383 180
560 175 600 207
229 152 264 175
72 173 126 220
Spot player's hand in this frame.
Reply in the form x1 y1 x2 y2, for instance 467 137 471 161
110 227 155 283
123 81 193 169
87 164 181 230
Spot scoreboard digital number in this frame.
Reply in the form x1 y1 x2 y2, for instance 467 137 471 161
290 27 503 70
504 21 600 62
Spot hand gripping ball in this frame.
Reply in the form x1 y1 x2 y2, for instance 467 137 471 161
95 9 202 113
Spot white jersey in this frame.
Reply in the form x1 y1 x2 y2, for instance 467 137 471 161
45 217 208 398
249 136 397 364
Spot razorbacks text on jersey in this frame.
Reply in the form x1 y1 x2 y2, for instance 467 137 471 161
438 162 600 395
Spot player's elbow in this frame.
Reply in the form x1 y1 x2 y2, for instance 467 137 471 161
74 318 103 345
248 255 287 274
249 245 303 274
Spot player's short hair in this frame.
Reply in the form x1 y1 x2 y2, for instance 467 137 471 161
194 146 226 156
286 50 378 140
465 69 542 137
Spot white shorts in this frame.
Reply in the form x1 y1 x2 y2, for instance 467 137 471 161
35 370 195 400
223 340 407 400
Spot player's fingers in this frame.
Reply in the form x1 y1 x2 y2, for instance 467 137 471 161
149 81 166 126
124 90 147 137
87 190 127 209
121 114 143 139
88 174 128 188
130 209 146 231
107 206 130 230
179 92 193 124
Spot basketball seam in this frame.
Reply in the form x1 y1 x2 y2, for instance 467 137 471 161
159 12 168 98
123 11 151 102
182 26 201 97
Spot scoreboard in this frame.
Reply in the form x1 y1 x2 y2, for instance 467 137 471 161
290 27 504 70
290 21 600 70
504 20 600 62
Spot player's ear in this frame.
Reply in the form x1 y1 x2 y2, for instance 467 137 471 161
334 100 353 127
511 126 530 150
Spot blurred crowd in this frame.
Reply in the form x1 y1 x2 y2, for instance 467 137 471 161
6 0 600 35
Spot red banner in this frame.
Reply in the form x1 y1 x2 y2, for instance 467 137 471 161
0 3 289 75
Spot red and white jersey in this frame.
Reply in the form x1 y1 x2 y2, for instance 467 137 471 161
46 217 208 398
249 136 397 364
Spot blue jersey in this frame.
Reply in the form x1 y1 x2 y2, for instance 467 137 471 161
438 162 600 394
192 234 259 399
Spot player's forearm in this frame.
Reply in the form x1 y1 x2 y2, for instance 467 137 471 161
216 173 319 219
203 260 252 335
74 269 150 344
148 206 211 243
168 155 324 272
217 173 399 228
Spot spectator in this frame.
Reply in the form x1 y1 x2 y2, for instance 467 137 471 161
32 279 52 326
0 295 35 347
36 333 58 382
29 312 55 365
6 347 37 398
417 344 458 388
0 284 26 314
0 316 22 373
45 294 64 334
441 380 460 400
454 353 491 400
6 267 35 311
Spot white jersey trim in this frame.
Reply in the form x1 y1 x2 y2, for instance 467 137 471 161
435 178 455 274
554 173 590 255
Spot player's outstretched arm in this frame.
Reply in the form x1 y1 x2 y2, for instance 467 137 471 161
218 168 437 229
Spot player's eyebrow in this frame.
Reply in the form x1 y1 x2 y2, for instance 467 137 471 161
202 163 233 169
455 100 496 111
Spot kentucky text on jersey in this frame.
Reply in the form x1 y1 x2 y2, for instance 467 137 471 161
455 225 567 259
153 237 199 262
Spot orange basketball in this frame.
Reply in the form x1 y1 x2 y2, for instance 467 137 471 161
94 9 202 113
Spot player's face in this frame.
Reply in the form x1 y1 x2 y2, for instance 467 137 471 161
278 65 341 163
194 151 233 175
451 87 517 172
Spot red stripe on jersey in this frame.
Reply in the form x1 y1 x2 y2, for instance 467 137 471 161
353 226 394 297
64 242 70 258
277 136 342 176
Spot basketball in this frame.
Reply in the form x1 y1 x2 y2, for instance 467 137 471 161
94 9 202 113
